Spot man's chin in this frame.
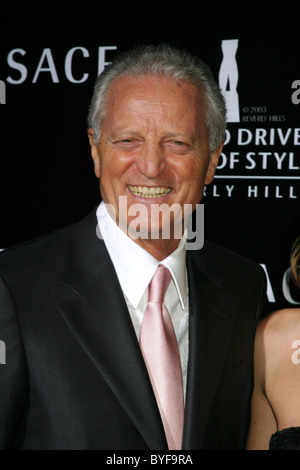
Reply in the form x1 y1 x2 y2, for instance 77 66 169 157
125 221 185 242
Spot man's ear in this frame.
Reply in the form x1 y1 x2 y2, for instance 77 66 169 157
205 142 224 185
88 128 101 178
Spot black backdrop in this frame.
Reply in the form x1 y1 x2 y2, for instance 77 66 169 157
0 0 299 315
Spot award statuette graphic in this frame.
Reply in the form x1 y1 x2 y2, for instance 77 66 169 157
0 80 6 104
219 39 240 122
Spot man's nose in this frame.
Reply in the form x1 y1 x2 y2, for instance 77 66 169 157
136 144 167 179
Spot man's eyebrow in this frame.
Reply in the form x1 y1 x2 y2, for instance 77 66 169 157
108 129 141 139
107 129 197 141
162 130 196 141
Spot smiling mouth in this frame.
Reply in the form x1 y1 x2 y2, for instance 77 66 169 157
127 185 173 198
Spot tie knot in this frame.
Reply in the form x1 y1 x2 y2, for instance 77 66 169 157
148 264 172 304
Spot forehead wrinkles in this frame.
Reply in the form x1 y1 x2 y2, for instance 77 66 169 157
127 97 175 130
107 75 200 108
102 76 206 137
103 101 172 139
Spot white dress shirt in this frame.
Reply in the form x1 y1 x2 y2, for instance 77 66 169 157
96 201 189 399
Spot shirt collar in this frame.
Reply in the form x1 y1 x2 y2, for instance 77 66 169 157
96 202 187 310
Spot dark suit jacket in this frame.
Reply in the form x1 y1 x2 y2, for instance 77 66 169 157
0 208 265 450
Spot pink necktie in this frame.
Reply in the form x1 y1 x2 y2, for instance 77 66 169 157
139 264 184 450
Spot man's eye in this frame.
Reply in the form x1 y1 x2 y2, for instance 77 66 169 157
165 141 190 154
114 139 133 144
114 139 139 150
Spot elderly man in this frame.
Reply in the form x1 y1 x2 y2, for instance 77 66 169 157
0 45 265 450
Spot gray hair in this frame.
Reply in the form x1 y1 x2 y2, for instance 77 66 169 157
291 236 300 288
87 44 227 152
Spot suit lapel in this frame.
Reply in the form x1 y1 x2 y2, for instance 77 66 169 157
54 209 237 450
182 250 237 449
56 209 167 450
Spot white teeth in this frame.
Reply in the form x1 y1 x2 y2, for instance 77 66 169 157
127 185 172 198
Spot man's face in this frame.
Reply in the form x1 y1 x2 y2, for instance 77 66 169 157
89 75 222 245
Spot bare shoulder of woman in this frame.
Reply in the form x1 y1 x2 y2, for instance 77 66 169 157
261 308 300 341
254 308 300 389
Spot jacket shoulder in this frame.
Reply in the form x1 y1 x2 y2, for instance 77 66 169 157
191 239 263 272
188 240 266 294
0 208 100 276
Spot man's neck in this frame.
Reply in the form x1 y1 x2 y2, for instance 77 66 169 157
130 236 181 261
